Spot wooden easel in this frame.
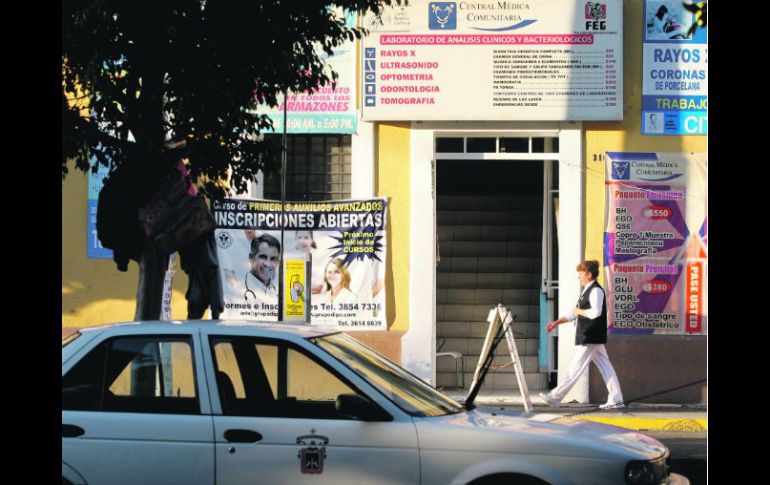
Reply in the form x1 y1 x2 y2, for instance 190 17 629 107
467 304 533 412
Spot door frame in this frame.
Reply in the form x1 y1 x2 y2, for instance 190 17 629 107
403 122 586 402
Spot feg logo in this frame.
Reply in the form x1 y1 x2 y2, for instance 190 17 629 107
429 2 456 30
585 1 607 30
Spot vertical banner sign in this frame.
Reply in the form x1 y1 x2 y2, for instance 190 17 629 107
604 152 707 335
283 254 308 321
642 1 708 135
87 161 113 259
255 9 357 134
361 0 623 121
213 198 388 330
161 255 174 321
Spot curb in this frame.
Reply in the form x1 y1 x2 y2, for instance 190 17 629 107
574 416 707 432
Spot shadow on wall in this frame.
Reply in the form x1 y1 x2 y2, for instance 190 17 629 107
62 262 191 328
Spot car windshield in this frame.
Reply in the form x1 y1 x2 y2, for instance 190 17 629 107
311 333 464 417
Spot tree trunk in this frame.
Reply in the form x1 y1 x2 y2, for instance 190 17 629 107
134 238 170 320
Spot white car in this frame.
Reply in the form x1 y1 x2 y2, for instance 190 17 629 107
62 320 689 485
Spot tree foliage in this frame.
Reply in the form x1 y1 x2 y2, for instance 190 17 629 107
62 0 395 197
62 0 399 320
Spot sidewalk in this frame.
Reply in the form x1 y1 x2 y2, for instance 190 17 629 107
442 389 707 433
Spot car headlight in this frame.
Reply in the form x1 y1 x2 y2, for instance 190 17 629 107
625 454 669 485
625 461 656 484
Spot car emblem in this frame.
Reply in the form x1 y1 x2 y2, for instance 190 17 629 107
296 429 329 475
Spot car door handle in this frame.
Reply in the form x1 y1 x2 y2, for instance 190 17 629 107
62 424 85 438
224 429 263 443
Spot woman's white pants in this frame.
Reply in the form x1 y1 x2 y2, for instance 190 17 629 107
549 343 624 405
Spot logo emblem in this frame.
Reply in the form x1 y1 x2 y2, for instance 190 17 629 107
297 429 329 475
216 231 233 249
367 13 391 30
585 2 606 20
611 162 630 180
429 2 456 30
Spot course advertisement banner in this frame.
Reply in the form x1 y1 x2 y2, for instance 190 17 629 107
254 9 357 134
213 198 388 330
604 152 707 335
361 0 623 121
642 1 707 135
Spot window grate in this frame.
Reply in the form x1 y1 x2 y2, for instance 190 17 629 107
265 135 352 201
436 136 558 154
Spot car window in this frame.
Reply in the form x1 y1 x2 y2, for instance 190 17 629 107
213 341 246 398
210 337 362 420
288 348 354 401
62 336 199 415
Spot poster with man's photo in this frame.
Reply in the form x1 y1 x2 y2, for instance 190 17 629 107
213 198 388 330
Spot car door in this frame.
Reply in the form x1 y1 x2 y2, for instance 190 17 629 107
62 334 214 485
205 335 420 484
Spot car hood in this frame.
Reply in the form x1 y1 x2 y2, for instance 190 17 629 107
413 406 667 461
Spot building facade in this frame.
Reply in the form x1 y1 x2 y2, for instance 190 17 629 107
63 1 707 403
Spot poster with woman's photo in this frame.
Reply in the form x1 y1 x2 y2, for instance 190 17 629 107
212 198 388 330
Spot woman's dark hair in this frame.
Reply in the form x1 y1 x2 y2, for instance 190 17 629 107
576 260 600 279
655 5 668 20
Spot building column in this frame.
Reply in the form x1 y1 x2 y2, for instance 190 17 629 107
402 124 435 383
556 123 588 403
351 119 376 198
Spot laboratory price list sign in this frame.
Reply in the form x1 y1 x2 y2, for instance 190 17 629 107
604 152 707 336
362 0 623 121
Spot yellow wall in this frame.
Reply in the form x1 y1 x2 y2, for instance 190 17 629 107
583 0 707 285
62 168 191 328
375 122 411 332
63 120 414 335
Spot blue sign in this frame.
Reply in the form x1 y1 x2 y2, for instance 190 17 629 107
87 162 113 259
642 1 707 136
428 2 457 30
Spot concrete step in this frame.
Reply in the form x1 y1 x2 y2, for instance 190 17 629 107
436 288 539 305
437 195 542 211
437 210 542 226
437 304 539 322
437 272 542 289
438 225 541 242
437 256 541 273
439 240 541 258
436 370 548 391
437 321 540 339
438 337 540 357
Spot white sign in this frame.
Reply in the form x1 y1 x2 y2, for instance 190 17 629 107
641 1 707 135
361 0 623 121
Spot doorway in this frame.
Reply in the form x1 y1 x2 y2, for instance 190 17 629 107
434 135 557 393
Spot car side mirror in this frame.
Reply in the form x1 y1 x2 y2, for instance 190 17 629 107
335 393 392 422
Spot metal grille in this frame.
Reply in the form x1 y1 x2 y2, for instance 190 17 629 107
435 136 559 154
264 135 352 201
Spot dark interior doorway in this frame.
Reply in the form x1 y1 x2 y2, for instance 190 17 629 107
437 160 543 195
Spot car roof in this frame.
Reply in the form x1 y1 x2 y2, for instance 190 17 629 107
77 320 340 339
